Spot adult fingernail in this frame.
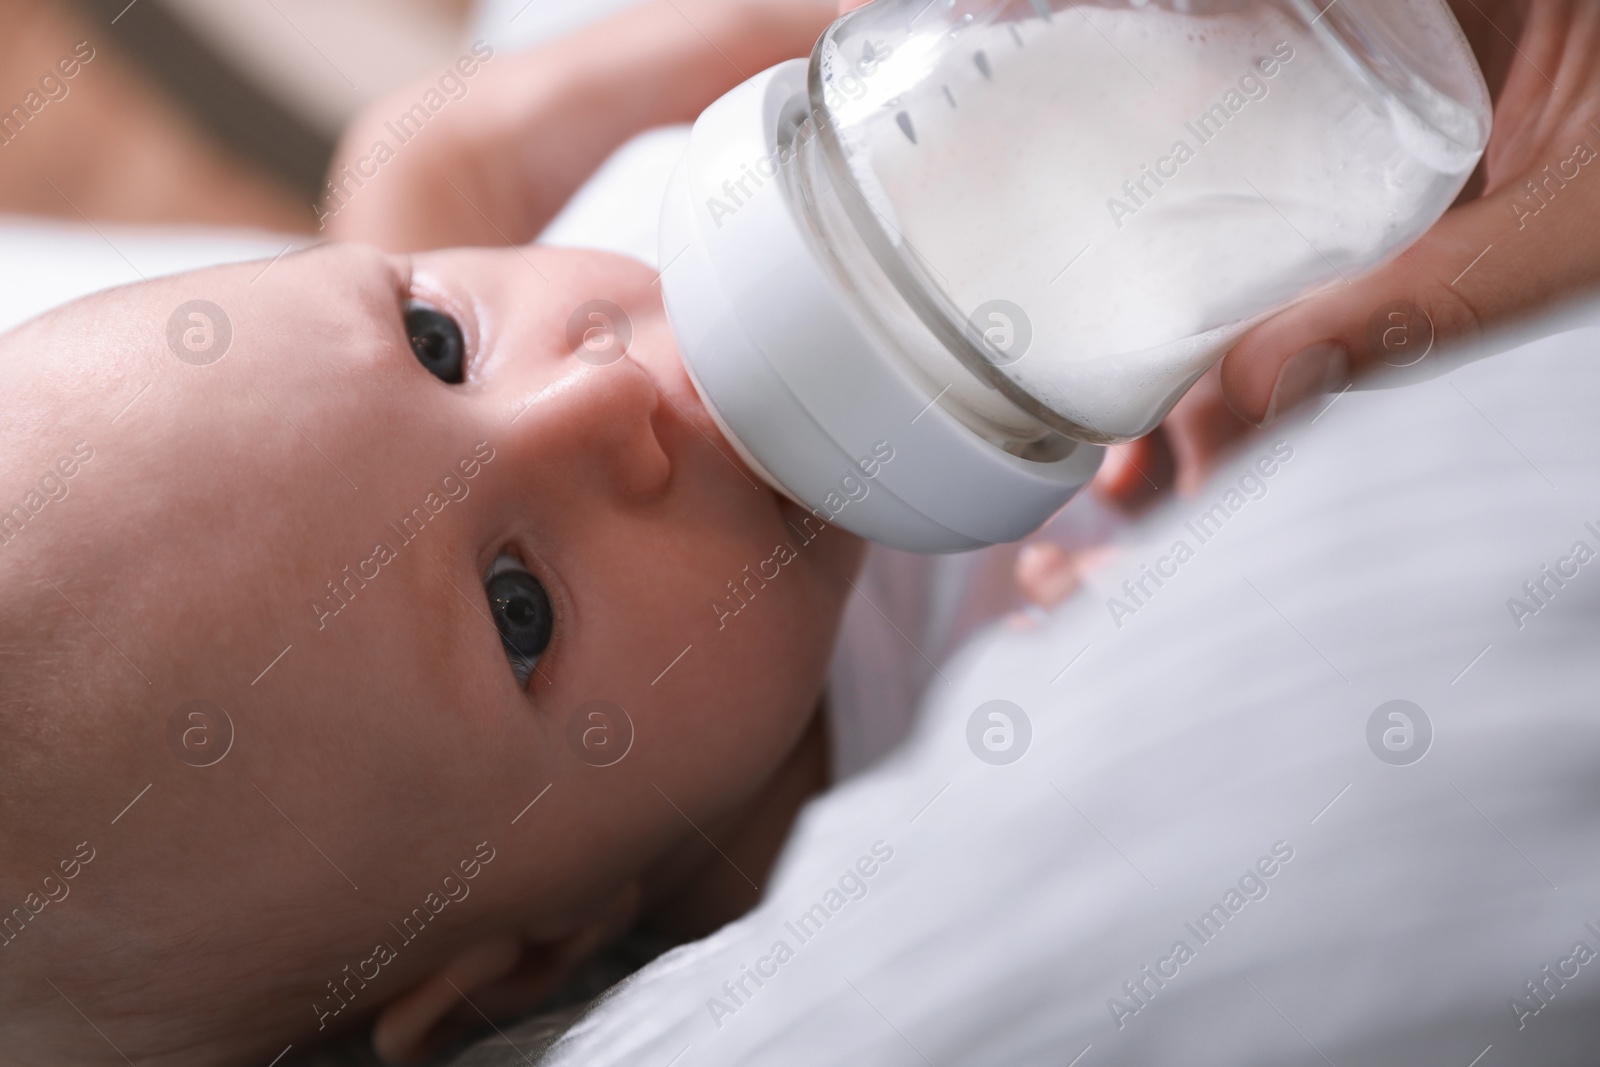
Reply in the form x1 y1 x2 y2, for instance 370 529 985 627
1262 342 1349 426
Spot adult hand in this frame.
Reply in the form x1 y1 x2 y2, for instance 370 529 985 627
1225 0 1600 421
1016 0 1600 607
325 0 835 251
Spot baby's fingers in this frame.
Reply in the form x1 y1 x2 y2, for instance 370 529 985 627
1221 148 1600 426
1015 541 1082 609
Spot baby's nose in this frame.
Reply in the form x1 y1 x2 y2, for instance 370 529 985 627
505 343 672 503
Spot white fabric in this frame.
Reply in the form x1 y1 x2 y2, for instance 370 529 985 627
537 305 1600 1066
0 216 296 334
537 125 690 270
825 488 1126 780
825 549 973 780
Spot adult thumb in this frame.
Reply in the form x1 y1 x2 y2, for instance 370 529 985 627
1220 146 1600 426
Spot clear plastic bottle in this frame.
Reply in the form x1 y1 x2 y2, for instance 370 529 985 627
660 0 1490 551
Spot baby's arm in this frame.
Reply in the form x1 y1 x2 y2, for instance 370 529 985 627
325 0 834 251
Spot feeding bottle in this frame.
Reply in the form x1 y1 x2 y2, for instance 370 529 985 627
659 0 1491 552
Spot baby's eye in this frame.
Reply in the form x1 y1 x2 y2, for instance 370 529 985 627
485 555 553 687
405 300 465 384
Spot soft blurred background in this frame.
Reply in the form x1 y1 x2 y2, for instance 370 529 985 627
0 0 656 331
0 0 641 232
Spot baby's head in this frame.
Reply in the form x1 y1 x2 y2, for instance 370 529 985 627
0 243 861 1065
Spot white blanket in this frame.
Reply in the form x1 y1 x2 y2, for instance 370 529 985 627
0 217 294 334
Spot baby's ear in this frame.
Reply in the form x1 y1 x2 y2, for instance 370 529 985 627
371 886 642 1064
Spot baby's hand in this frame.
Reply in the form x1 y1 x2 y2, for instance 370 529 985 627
326 0 835 252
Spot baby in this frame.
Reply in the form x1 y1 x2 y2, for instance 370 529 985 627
0 2 880 1065
0 234 868 1066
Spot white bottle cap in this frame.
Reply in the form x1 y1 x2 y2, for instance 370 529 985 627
659 60 1102 553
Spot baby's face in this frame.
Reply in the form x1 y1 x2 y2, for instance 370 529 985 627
0 243 859 1057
